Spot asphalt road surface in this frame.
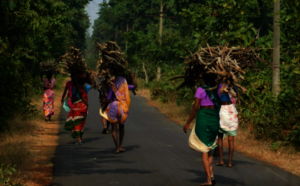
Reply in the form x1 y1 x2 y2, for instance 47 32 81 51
51 90 300 186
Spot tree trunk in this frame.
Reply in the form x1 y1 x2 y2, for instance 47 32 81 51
142 61 148 83
126 22 129 51
272 0 280 97
157 0 163 81
157 67 161 82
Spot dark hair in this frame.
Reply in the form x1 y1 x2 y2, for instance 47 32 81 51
46 71 53 79
77 77 86 86
202 73 217 87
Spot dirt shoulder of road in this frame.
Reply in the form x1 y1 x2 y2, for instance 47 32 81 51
0 79 67 186
137 88 300 177
24 89 64 186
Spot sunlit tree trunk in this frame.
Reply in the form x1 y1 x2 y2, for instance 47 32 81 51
157 0 163 81
142 61 148 83
272 0 280 97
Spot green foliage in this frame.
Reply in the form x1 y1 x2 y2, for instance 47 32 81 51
286 126 300 147
89 0 300 147
0 164 21 186
0 0 91 131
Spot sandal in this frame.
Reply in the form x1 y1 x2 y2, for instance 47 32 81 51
102 128 107 134
75 141 83 145
226 164 232 168
216 163 224 166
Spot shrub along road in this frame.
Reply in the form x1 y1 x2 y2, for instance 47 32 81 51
51 90 300 186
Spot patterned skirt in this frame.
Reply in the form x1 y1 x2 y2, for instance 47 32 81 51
64 100 88 139
189 109 219 153
43 89 54 117
219 104 238 136
104 101 128 124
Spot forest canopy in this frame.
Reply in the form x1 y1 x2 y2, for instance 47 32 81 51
86 0 300 146
0 0 91 130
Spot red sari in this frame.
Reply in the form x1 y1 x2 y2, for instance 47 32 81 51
64 84 88 139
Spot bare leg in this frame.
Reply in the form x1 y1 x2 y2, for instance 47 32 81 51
208 151 214 179
102 117 108 134
118 124 125 151
102 117 107 128
227 136 234 167
107 121 111 133
202 152 212 185
112 123 118 152
216 133 224 165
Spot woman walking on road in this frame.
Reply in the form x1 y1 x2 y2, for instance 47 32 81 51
61 74 75 112
216 84 244 167
101 71 137 154
183 73 221 186
41 70 57 121
64 72 95 145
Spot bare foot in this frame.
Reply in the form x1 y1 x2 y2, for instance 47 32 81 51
118 148 125 152
215 162 224 166
201 182 212 186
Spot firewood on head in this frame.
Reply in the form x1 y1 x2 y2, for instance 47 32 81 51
170 41 268 93
96 41 135 95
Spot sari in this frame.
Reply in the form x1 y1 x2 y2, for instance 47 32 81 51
43 78 55 117
219 86 239 137
64 84 88 139
189 85 221 153
103 76 131 124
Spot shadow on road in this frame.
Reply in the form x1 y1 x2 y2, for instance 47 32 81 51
183 169 245 185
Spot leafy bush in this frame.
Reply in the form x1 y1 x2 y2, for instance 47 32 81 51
0 164 22 186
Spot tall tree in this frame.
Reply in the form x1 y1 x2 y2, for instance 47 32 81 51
272 0 280 96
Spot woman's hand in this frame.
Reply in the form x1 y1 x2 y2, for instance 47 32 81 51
183 123 190 133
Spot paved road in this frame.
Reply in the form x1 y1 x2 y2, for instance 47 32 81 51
51 90 300 186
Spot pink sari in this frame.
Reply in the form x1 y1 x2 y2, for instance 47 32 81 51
43 78 55 117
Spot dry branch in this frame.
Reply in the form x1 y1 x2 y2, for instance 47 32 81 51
40 60 57 72
171 43 268 94
95 41 135 95
60 46 89 74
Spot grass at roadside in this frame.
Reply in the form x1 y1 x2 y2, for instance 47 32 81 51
0 76 68 185
136 84 300 177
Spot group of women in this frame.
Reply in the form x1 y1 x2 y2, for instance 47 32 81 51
53 71 137 152
41 70 240 185
184 73 242 186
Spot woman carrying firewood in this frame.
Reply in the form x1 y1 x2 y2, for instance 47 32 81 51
216 85 245 167
183 73 221 186
61 74 75 112
101 70 137 154
41 70 58 121
64 72 95 145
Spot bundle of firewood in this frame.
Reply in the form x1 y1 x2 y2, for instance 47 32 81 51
171 43 266 96
40 60 57 72
60 46 89 74
95 41 135 95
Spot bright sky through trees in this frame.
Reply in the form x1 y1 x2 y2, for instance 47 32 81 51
86 0 104 34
